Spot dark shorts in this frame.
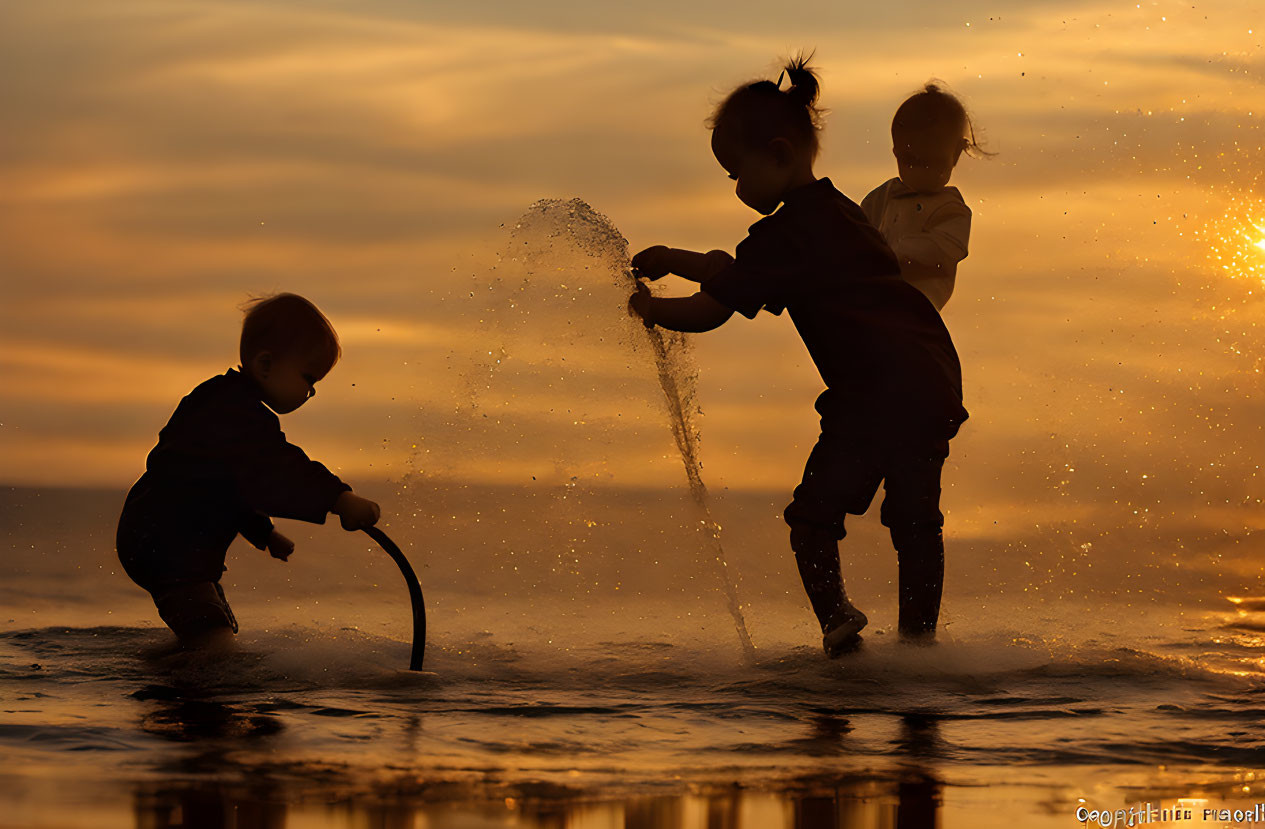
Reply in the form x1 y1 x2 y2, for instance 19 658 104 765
151 581 238 646
116 482 236 590
784 391 950 539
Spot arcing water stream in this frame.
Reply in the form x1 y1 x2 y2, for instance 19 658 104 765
620 267 757 658
494 197 756 657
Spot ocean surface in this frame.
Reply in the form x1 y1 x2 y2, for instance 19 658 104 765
4 483 1265 829
6 199 1265 827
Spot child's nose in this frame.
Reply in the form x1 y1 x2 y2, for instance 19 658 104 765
307 386 316 399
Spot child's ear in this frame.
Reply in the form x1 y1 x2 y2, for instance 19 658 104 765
251 350 273 378
768 137 795 167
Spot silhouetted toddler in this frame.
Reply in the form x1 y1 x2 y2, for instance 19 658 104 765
861 83 986 311
116 293 381 647
629 56 967 655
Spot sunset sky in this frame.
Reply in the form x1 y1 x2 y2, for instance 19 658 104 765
2 0 1262 541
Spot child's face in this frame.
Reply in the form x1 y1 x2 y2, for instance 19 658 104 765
711 127 796 215
248 349 332 414
893 127 966 194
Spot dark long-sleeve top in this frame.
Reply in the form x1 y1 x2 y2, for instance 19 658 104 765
701 177 968 439
128 368 349 551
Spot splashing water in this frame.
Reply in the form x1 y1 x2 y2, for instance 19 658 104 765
476 197 756 657
619 271 757 659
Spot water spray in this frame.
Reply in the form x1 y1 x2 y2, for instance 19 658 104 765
624 269 757 660
362 526 426 671
493 198 756 659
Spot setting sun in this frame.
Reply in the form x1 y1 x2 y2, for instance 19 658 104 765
1203 194 1265 288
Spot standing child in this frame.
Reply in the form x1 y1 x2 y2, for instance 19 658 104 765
628 56 968 656
861 83 985 311
116 293 381 648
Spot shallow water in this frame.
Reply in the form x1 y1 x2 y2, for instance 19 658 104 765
5 485 1265 828
7 199 1265 827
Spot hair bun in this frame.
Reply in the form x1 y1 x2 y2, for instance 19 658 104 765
709 50 825 157
783 52 819 109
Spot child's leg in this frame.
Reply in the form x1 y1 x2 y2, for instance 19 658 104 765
879 440 950 639
784 396 884 632
118 493 239 648
150 581 238 648
893 527 943 638
788 523 847 631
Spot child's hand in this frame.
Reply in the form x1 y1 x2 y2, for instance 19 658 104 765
628 280 654 328
631 245 672 280
333 491 381 531
267 530 295 561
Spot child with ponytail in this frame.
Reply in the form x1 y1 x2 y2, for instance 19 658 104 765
629 55 968 656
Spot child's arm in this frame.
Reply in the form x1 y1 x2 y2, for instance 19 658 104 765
237 511 296 562
632 246 734 283
892 203 970 268
267 530 295 561
239 510 275 550
627 245 736 331
629 287 734 333
219 402 377 528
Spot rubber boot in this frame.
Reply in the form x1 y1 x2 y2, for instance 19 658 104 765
893 526 944 641
790 524 845 631
791 525 867 656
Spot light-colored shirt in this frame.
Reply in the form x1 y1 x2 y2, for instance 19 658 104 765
860 177 971 311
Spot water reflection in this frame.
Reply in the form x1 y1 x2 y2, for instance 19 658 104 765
127 773 946 829
894 714 945 828
134 783 286 829
895 713 943 760
133 684 284 776
123 686 948 827
136 686 283 742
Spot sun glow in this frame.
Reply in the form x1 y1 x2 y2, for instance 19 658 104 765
1201 194 1265 289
